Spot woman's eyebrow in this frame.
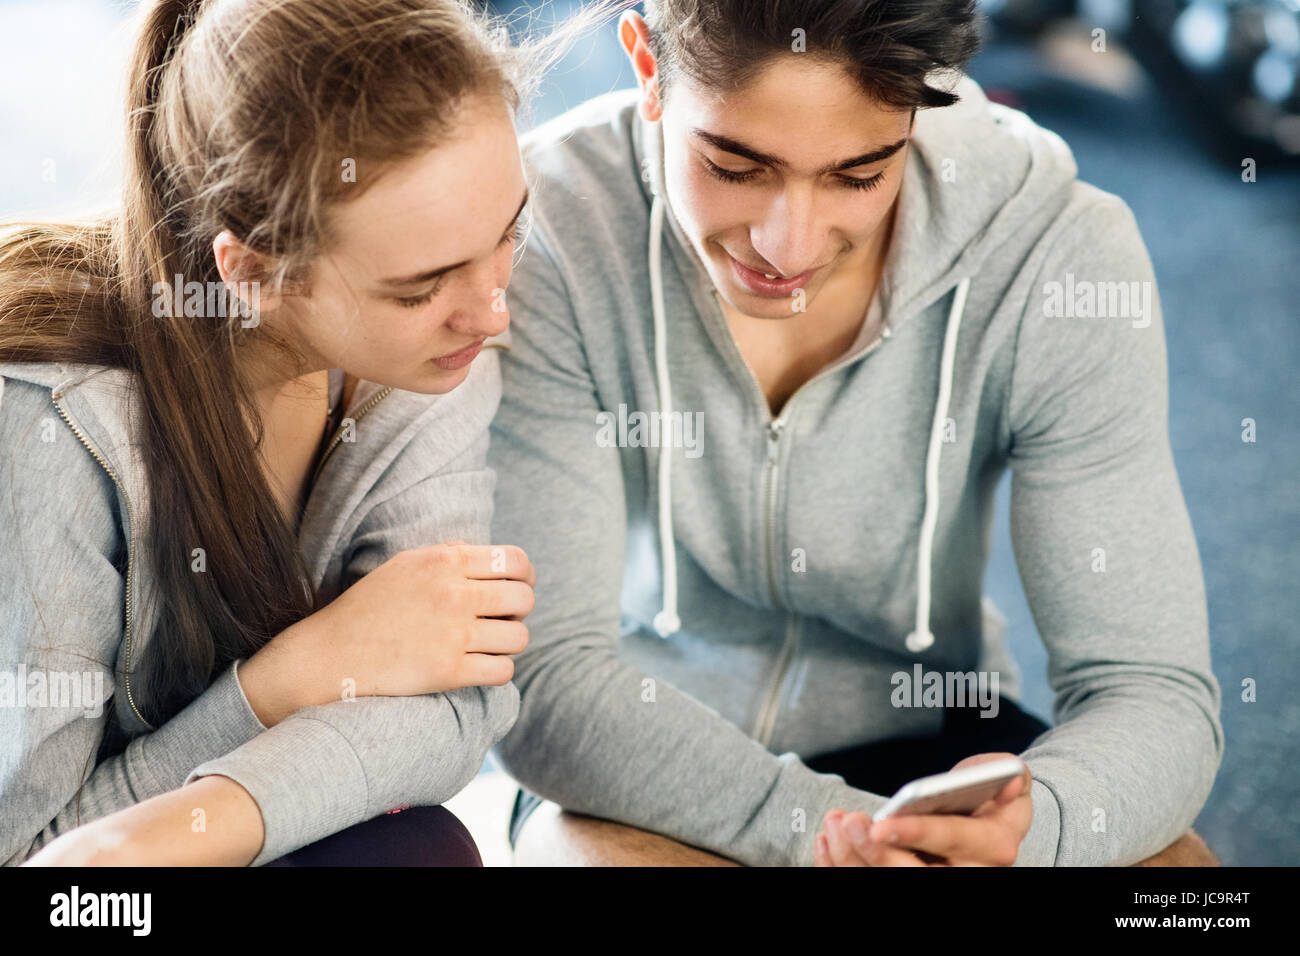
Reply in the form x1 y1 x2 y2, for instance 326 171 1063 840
378 188 530 288
691 128 908 174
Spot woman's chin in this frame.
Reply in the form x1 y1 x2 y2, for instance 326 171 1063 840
419 359 474 394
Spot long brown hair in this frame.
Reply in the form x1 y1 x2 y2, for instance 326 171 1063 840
0 0 624 732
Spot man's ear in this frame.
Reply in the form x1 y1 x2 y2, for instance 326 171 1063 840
618 10 662 122
212 229 284 315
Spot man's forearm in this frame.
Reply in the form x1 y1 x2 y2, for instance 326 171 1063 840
495 645 887 866
1017 683 1222 866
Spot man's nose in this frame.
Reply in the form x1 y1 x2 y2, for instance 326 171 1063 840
749 185 823 277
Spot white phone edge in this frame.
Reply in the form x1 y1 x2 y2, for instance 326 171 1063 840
871 756 1027 822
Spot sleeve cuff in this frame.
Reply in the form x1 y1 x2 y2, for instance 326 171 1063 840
185 715 370 866
1012 779 1062 867
130 659 268 793
777 756 890 866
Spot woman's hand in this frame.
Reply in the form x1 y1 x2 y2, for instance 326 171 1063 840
813 752 1034 866
241 541 534 722
22 775 265 867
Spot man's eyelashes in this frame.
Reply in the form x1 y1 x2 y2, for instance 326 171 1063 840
701 157 885 192
392 218 526 309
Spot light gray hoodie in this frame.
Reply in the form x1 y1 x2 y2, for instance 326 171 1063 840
488 78 1223 866
0 348 517 866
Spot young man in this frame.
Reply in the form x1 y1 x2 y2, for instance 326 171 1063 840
488 0 1222 866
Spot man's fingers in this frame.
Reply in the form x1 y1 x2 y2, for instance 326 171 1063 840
871 813 1000 862
869 844 930 866
468 618 529 655
823 811 930 867
991 768 1033 805
814 831 832 866
823 812 869 867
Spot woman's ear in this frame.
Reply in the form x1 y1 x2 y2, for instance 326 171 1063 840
212 229 283 316
618 11 662 123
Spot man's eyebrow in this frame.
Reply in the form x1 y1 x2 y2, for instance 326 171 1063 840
690 129 908 174
378 188 529 288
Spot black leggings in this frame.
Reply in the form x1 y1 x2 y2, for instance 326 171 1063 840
264 805 482 867
507 696 1050 847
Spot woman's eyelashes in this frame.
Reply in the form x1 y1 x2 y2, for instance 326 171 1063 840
701 156 885 192
394 277 446 309
392 218 526 309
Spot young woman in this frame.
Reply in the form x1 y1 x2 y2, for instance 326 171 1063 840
0 0 618 867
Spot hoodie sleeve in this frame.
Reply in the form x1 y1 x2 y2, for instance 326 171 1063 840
0 376 269 866
183 350 519 866
487 230 886 867
1005 191 1223 866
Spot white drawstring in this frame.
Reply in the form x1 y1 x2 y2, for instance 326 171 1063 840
649 196 681 637
905 276 971 653
646 184 970 653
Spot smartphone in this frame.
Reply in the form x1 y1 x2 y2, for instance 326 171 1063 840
871 756 1027 822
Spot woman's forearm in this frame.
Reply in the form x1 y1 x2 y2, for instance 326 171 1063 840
24 774 266 867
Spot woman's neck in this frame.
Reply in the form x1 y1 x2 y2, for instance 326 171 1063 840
251 369 332 530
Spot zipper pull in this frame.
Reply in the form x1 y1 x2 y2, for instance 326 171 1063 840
766 419 784 462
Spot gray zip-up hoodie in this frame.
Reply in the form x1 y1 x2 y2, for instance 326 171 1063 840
0 348 517 866
488 78 1223 866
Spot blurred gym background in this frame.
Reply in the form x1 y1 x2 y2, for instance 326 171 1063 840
1 0 1296 865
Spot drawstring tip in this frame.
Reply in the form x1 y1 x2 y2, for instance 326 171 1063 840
905 630 935 653
653 610 681 638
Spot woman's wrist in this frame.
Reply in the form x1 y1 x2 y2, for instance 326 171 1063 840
240 616 322 726
178 774 267 866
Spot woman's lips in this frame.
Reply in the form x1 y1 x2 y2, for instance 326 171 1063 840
429 340 483 370
729 255 817 298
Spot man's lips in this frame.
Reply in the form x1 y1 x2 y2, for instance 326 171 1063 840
728 254 819 298
430 340 484 370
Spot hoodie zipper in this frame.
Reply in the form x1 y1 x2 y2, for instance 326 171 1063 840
731 306 894 748
50 381 394 730
51 392 152 729
308 385 394 489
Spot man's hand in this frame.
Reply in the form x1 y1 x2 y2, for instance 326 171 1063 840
813 752 1034 866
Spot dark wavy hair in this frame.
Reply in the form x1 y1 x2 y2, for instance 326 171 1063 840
643 0 982 109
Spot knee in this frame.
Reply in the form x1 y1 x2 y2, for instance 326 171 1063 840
1131 829 1219 867
274 805 483 867
512 800 739 866
512 801 612 866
